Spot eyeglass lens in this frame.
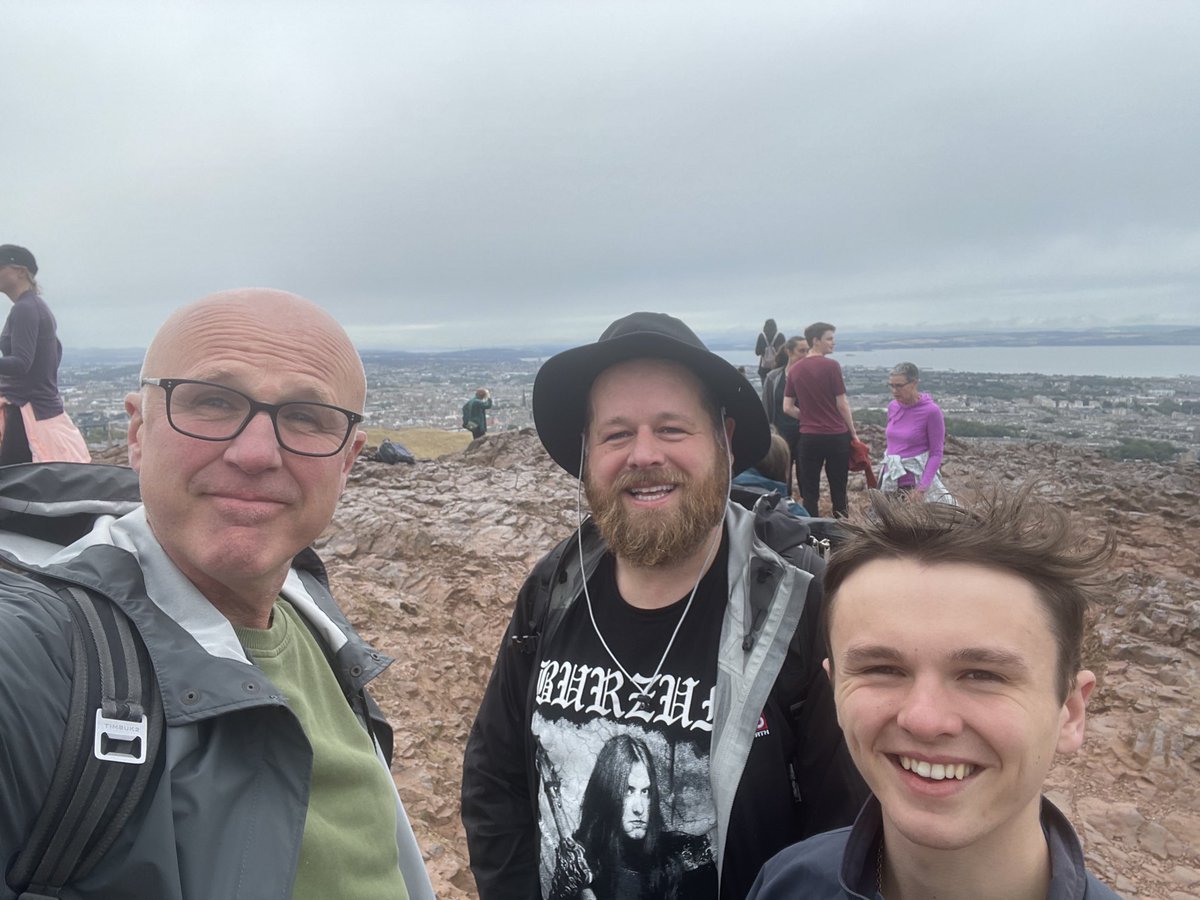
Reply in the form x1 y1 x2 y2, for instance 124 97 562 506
167 381 352 455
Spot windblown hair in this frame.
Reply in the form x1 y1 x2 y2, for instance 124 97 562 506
803 322 835 345
821 486 1116 701
784 337 808 356
891 361 919 383
575 736 663 873
772 347 789 369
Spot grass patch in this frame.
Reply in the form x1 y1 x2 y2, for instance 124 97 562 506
362 427 472 460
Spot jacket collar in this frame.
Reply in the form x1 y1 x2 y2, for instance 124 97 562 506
841 795 1097 900
35 506 392 725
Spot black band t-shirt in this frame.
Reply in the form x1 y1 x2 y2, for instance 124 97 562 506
531 537 729 899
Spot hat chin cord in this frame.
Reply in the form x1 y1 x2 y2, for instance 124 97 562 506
571 411 730 711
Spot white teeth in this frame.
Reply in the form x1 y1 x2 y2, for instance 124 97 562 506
630 485 672 498
898 755 975 781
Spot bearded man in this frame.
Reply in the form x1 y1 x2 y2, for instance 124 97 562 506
462 312 865 900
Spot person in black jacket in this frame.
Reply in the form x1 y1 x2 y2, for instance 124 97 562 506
462 312 865 900
754 318 785 385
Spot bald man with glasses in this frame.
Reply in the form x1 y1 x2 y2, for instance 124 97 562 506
0 290 434 900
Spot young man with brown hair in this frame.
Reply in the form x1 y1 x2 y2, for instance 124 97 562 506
748 488 1119 899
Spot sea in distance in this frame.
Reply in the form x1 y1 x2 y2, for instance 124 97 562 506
719 345 1199 379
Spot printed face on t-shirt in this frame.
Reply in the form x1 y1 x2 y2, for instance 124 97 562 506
622 761 652 840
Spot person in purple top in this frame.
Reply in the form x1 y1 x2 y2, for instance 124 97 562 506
0 244 68 464
879 362 953 503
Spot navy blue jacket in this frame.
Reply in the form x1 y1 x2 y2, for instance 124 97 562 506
748 796 1120 899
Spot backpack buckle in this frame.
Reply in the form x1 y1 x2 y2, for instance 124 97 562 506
93 708 149 764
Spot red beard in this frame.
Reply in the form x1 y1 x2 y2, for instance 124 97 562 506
584 454 729 568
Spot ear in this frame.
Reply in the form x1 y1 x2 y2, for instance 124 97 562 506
337 429 368 491
723 416 736 445
1056 669 1096 755
822 657 832 680
125 391 145 472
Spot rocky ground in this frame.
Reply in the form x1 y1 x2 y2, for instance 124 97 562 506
311 427 1199 899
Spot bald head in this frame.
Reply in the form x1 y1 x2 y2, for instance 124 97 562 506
142 289 366 411
127 288 368 621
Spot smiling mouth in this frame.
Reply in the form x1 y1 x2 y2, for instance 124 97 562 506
627 485 676 501
897 755 977 781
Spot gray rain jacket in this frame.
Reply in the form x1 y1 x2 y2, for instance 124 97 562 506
0 463 434 900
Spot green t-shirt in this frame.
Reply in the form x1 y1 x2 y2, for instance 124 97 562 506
235 600 408 900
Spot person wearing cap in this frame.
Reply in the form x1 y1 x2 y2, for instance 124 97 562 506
0 244 90 464
461 312 866 900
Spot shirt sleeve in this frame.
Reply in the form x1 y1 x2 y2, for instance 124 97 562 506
461 575 543 900
0 303 40 377
919 404 946 491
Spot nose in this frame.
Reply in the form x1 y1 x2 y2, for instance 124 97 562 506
222 410 284 472
895 675 963 740
631 793 646 815
624 426 666 469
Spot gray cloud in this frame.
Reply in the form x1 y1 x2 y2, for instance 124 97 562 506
8 0 1199 349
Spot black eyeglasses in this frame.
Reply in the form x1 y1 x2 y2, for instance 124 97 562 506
141 378 363 457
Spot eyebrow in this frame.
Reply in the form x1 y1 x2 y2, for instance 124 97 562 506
593 411 701 431
840 645 903 667
949 647 1032 674
840 644 1033 674
191 373 338 406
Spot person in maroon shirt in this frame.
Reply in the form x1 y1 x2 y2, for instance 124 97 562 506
782 322 858 518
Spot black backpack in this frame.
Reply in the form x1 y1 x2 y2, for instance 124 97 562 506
0 463 164 899
375 439 415 465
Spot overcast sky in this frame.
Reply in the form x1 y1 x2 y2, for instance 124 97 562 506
7 1 1199 351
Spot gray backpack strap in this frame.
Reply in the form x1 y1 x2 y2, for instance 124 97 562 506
9 584 164 899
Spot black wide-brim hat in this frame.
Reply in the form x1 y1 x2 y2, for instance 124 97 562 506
533 311 771 477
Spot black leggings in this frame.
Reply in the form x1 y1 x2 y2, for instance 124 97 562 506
798 431 851 518
1 405 32 465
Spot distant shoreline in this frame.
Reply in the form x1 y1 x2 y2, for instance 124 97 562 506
58 324 1200 365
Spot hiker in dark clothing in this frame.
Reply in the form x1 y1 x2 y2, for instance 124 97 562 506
463 387 493 439
0 243 89 464
761 337 808 497
754 319 785 386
